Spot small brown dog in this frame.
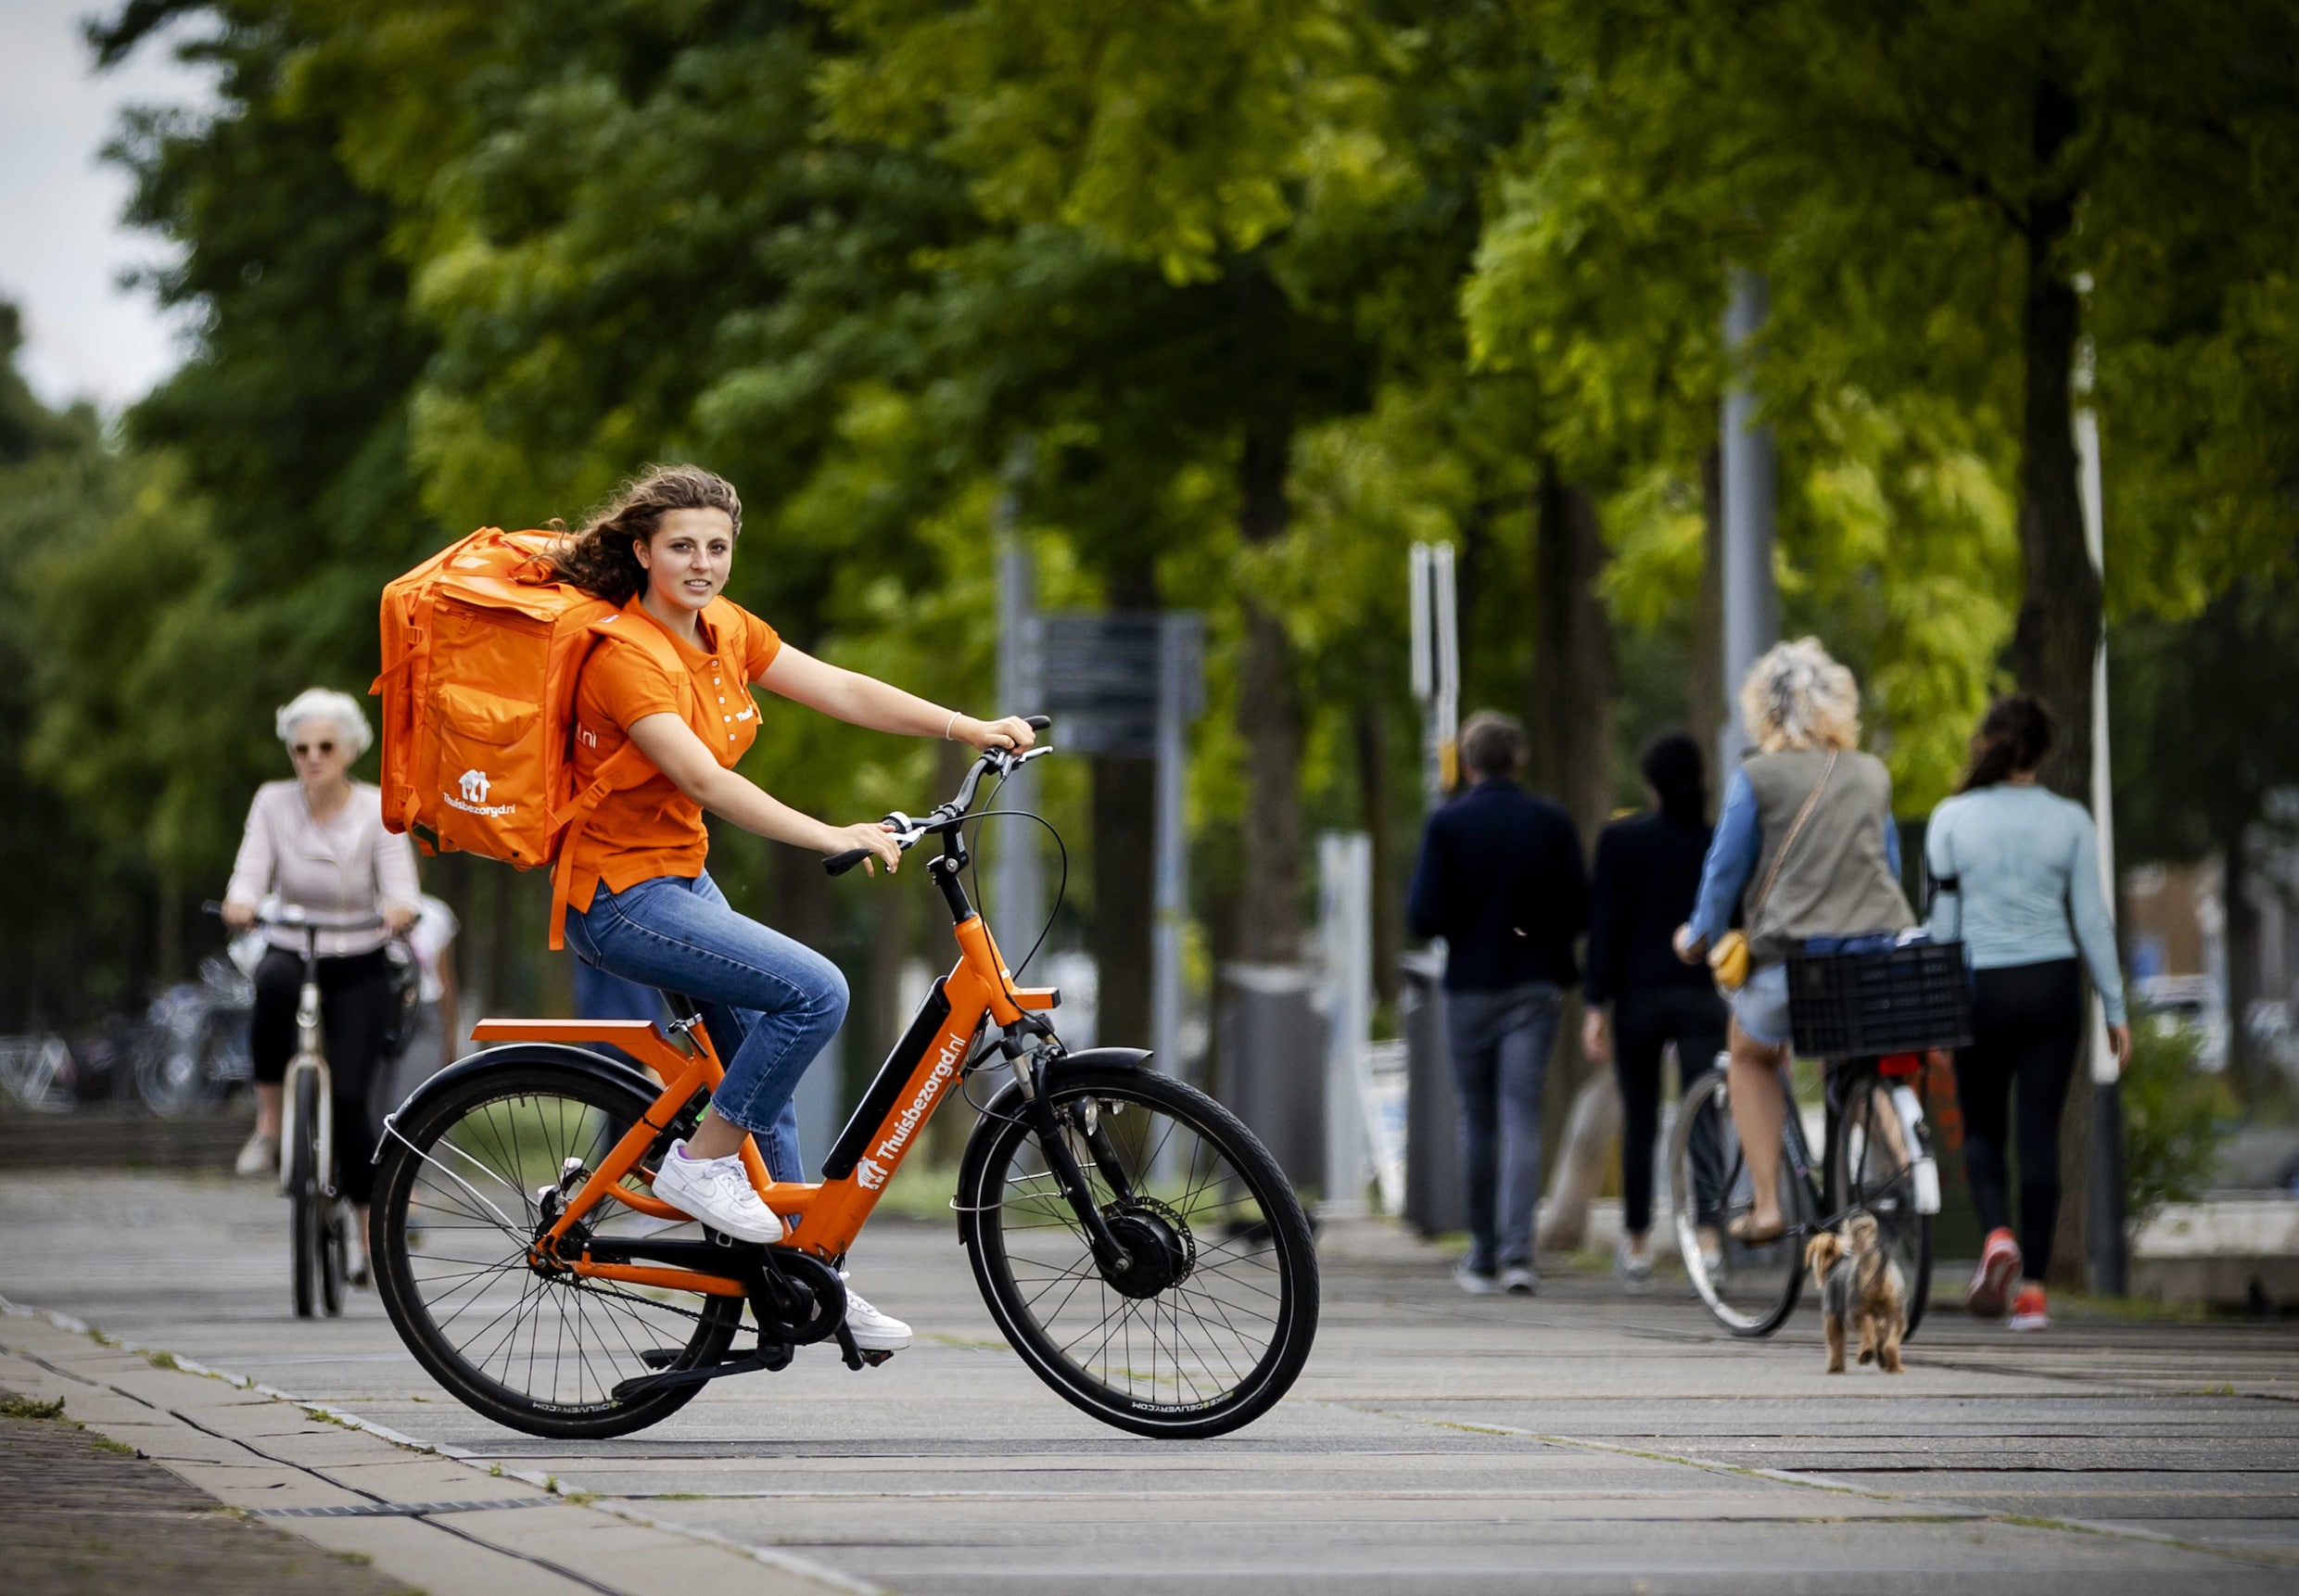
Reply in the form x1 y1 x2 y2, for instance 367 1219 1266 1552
1805 1213 1907 1374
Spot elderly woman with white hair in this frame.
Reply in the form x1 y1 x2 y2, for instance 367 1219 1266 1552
222 690 422 1237
1672 639 1914 1245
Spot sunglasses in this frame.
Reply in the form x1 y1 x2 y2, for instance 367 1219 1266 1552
292 741 337 757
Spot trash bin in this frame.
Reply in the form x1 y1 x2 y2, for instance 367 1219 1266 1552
1402 948 1463 1235
1215 963 1327 1192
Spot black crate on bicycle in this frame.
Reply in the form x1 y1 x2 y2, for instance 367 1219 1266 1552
1785 938 1973 1058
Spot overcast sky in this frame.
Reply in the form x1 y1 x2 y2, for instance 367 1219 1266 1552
1 0 217 411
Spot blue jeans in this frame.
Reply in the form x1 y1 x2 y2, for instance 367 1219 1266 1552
1445 981 1563 1274
564 871 846 1183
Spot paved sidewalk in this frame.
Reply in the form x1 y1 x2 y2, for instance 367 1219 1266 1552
4 1171 2297 1594
0 1390 416 1596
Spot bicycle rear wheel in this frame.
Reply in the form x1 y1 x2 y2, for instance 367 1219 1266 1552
1826 1071 1934 1337
959 1064 1319 1439
1670 1068 1808 1336
370 1050 742 1439
289 1069 324 1320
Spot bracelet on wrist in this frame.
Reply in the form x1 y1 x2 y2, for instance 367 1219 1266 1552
943 709 961 741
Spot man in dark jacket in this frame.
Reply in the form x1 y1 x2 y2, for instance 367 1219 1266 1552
1407 711 1589 1294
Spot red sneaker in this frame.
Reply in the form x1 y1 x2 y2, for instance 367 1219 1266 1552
2007 1283 2051 1333
1966 1227 2020 1318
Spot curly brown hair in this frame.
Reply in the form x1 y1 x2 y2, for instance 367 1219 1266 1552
548 464 743 606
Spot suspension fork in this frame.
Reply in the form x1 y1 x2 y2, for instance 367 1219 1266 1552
1012 1047 1136 1276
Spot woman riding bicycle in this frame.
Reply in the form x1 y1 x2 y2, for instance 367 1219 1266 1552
546 463 1033 1355
1672 639 1913 1245
222 689 421 1273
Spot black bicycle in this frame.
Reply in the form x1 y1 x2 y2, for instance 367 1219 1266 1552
1670 940 1968 1338
207 903 400 1318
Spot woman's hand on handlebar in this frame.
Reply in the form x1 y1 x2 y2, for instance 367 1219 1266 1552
827 819 903 876
950 714 1037 753
221 899 259 932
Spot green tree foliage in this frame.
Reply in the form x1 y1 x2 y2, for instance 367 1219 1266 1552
0 310 163 1024
1466 0 2299 810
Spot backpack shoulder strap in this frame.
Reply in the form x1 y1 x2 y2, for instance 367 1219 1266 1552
543 614 696 952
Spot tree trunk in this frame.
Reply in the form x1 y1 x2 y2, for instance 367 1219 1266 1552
1354 696 1401 1018
1528 462 1618 843
2012 76 2102 1291
2010 84 2100 806
1092 754 1157 1048
2226 843 2263 1097
1529 461 1616 1172
1237 411 1305 964
1691 444 1726 798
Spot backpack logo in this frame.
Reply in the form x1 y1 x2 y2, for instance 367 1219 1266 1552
444 767 516 818
856 1156 889 1191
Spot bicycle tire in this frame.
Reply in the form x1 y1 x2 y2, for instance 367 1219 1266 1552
959 1065 1319 1439
1825 1073 1934 1339
1670 1068 1806 1338
289 1069 324 1321
371 1050 742 1440
321 1198 348 1318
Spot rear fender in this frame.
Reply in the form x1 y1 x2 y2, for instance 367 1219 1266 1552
377 1042 676 1162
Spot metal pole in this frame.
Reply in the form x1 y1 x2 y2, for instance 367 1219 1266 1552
1320 830 1373 1217
1152 614 1200 1080
1720 270 1779 774
2077 388 2128 1296
1434 543 1459 797
993 444 1041 958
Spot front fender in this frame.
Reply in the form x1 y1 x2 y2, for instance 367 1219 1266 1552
378 1042 667 1159
953 1047 1150 1233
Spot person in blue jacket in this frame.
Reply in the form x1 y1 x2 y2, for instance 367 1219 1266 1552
1408 712 1589 1296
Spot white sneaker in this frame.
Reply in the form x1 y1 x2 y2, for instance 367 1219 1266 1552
1502 1265 1541 1296
1614 1243 1654 1292
650 1140 782 1244
235 1131 278 1178
839 1274 912 1352
1454 1260 1499 1296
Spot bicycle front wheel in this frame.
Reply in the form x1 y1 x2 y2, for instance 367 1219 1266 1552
1826 1072 1934 1337
289 1068 325 1320
371 1051 743 1439
1670 1068 1807 1337
959 1065 1319 1439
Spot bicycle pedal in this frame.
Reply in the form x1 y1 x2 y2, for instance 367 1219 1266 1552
859 1349 894 1367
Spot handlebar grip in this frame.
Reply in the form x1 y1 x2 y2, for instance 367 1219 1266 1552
1023 715 1051 731
824 848 874 877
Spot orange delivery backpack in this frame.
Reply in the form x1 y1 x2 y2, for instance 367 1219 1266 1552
370 527 678 950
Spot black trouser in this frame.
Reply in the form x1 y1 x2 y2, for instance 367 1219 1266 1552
1612 984 1731 1235
250 946 392 1205
1953 957 2084 1279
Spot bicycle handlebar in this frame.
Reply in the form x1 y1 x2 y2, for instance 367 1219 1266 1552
823 716 1054 877
201 901 388 932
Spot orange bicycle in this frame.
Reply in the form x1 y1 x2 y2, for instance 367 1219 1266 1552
370 725 1319 1439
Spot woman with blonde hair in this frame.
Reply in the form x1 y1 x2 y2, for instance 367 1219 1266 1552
1672 639 1914 1242
222 689 422 1275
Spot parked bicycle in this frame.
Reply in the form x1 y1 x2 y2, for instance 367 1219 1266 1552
370 724 1320 1440
0 1032 77 1113
133 955 256 1117
1670 938 1969 1338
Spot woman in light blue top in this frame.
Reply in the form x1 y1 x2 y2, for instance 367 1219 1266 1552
1926 694 2130 1334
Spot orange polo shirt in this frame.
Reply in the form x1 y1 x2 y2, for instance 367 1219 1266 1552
565 594 781 913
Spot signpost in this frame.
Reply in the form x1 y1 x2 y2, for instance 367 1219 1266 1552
1035 611 1205 1084
1408 542 1459 809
